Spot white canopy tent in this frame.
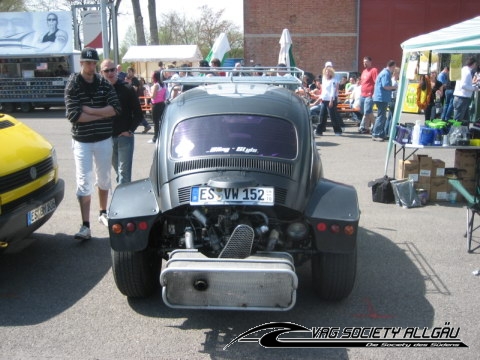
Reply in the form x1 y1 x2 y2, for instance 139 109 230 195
385 16 480 174
122 45 204 79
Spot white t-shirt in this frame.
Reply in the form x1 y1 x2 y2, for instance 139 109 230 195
321 78 337 101
453 65 477 98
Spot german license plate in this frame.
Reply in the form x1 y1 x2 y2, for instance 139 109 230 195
27 198 56 226
190 186 274 205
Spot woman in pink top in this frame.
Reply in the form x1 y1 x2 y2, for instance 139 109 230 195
148 71 167 144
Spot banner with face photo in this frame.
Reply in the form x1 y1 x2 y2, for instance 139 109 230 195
0 11 73 55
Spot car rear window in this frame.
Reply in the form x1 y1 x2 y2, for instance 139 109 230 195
171 115 297 160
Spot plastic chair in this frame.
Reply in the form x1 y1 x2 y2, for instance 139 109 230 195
448 179 479 253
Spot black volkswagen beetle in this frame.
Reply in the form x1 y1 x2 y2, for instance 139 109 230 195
108 68 360 311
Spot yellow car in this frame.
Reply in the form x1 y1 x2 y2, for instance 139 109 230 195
0 113 64 252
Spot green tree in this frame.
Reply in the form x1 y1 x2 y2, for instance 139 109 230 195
0 0 27 12
155 5 243 59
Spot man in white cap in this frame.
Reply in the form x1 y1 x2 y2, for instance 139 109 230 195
65 47 122 241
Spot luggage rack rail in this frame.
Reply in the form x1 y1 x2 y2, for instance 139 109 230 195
161 66 304 86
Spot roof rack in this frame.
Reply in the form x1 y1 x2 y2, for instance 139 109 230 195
160 66 304 86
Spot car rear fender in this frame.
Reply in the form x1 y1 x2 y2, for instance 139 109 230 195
305 179 360 253
108 179 160 251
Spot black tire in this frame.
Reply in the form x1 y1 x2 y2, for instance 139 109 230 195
20 102 33 113
1 102 15 113
311 245 357 301
111 248 161 298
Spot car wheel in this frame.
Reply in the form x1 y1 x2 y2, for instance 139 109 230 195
20 103 33 113
1 102 15 113
311 245 357 301
111 248 161 298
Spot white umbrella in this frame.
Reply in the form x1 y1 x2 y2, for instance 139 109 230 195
278 29 296 67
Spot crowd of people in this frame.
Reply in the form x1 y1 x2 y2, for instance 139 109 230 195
297 57 400 141
298 55 479 142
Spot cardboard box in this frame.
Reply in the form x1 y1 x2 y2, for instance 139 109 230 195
415 155 433 181
398 159 419 182
454 150 477 179
430 176 448 201
432 159 445 176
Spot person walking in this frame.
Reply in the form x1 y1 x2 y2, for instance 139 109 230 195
371 60 398 141
100 59 143 184
64 48 121 241
148 70 168 144
358 56 378 134
453 56 480 125
314 66 343 136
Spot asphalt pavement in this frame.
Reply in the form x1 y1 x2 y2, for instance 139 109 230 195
1 108 479 360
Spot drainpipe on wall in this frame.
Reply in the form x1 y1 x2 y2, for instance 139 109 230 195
355 0 360 72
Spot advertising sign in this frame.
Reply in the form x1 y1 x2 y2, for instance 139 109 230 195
0 11 73 55
81 11 102 49
402 82 420 113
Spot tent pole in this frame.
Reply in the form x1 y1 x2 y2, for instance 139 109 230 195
384 50 409 176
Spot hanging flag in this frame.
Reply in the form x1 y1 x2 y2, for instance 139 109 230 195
278 29 296 68
205 33 231 65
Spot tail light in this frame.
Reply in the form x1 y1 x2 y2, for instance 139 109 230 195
316 221 356 235
110 220 149 234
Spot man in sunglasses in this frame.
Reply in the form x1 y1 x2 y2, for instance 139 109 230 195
40 12 68 52
100 59 143 185
65 48 121 241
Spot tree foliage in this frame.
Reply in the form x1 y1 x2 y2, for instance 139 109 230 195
153 5 243 59
0 0 27 12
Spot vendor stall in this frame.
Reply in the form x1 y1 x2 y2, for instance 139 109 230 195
386 16 480 174
385 16 480 252
122 45 203 79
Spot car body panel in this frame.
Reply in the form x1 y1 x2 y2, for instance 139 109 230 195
0 113 64 252
0 115 53 177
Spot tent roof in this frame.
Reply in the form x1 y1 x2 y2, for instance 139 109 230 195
122 45 203 63
401 16 480 53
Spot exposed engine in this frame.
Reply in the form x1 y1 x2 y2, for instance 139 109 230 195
159 206 312 263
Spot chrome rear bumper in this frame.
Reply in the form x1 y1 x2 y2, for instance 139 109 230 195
160 250 298 311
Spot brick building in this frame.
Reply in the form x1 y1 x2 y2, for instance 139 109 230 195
243 0 479 76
